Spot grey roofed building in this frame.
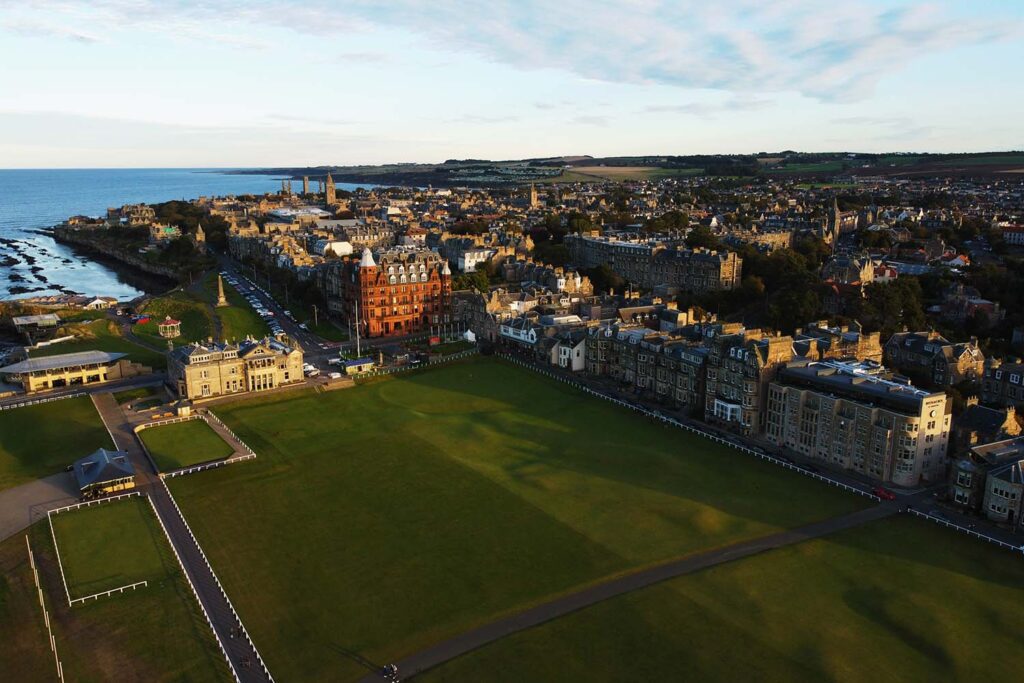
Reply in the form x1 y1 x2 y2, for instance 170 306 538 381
0 351 127 374
12 313 61 328
72 448 135 493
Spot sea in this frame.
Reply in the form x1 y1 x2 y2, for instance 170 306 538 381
0 168 366 301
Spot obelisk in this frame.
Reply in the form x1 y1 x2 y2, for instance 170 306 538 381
216 274 228 307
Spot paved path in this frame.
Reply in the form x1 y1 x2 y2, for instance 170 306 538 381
0 472 78 542
92 392 272 682
360 503 899 682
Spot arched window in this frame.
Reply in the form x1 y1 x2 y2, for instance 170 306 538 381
389 275 397 284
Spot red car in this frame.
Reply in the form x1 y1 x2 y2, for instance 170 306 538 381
873 486 897 501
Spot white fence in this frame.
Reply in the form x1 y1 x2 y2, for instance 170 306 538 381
498 354 881 503
0 391 86 411
145 493 242 682
25 535 65 683
162 453 257 479
159 481 275 681
71 580 148 606
134 413 258 478
908 508 1023 554
48 490 141 516
47 491 146 607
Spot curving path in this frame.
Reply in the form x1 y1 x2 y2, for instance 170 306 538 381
360 503 900 682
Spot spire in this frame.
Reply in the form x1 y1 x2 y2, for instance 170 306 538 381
441 260 451 276
359 247 376 268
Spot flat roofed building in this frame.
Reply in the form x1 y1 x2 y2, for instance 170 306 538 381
765 359 951 487
0 351 149 393
168 336 304 400
73 448 135 497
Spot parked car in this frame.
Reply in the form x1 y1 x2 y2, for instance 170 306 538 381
328 372 342 379
872 486 897 501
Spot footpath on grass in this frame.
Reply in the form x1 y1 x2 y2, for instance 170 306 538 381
361 502 900 682
91 392 272 683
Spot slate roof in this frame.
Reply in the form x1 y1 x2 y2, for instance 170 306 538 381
73 448 135 490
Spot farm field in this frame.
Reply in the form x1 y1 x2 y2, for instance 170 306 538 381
169 357 863 681
0 510 229 682
424 516 1024 682
139 419 235 471
33 319 167 369
0 396 112 492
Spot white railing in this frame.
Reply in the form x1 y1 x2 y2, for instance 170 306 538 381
162 454 256 479
159 480 275 681
908 508 1023 554
145 494 242 683
0 391 86 411
25 535 65 683
48 490 141 516
47 491 144 607
498 354 882 503
134 413 258 478
70 580 148 606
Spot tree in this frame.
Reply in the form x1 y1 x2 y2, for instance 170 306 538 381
583 264 626 293
685 225 721 250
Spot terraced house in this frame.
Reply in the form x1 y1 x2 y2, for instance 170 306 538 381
564 232 742 293
981 359 1024 408
884 330 985 387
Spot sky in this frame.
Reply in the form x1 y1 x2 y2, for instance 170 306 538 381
1 0 1022 168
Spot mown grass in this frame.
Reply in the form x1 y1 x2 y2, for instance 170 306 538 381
424 516 1024 683
0 396 112 492
133 290 213 347
169 357 863 681
139 419 234 471
33 319 167 369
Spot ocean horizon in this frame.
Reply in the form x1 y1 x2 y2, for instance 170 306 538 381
0 168 364 300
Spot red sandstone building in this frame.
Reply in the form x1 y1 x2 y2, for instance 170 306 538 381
322 247 452 337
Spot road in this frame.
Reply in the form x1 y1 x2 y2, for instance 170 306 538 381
360 503 900 682
0 472 78 542
92 392 272 682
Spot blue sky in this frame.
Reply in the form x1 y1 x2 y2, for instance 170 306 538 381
0 0 1022 167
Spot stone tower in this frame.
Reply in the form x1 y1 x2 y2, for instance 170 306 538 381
216 274 228 307
529 183 539 209
325 173 337 206
302 176 309 195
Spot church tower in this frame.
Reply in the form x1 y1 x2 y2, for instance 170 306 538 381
325 173 337 207
302 176 309 195
529 183 539 209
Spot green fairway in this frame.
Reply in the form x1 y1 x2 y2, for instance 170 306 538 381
0 519 229 682
424 516 1024 682
0 396 113 492
33 319 167 369
169 357 863 681
139 419 235 471
49 496 166 598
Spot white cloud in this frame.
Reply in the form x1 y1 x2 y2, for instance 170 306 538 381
4 1 1019 101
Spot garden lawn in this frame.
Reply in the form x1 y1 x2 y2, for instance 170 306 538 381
33 319 167 369
169 357 864 681
0 397 112 492
424 516 1024 682
133 289 213 347
49 496 166 598
139 419 235 471
0 517 229 682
